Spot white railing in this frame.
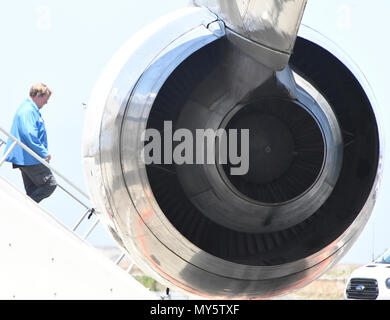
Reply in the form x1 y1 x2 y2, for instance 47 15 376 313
0 126 134 272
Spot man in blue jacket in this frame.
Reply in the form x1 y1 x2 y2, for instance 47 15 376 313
4 83 57 203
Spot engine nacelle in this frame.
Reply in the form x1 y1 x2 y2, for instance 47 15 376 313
82 1 382 299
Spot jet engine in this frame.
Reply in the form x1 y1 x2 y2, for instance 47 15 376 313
82 0 382 299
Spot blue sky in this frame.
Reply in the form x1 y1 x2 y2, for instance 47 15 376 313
0 0 389 264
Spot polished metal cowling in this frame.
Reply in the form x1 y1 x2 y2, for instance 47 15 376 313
82 1 381 299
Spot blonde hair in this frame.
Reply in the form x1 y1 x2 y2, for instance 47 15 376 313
29 83 52 98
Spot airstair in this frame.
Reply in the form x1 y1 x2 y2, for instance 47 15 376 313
0 126 160 299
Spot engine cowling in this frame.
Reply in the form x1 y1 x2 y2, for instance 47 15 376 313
82 2 382 299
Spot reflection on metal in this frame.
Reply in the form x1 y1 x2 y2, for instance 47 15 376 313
82 2 381 299
192 0 307 70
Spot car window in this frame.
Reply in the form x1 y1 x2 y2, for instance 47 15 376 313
376 249 390 264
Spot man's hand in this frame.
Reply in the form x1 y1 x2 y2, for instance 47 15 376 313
45 154 52 162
